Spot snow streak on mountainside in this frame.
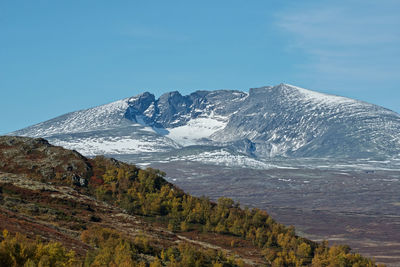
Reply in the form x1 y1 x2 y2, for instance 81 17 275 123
215 84 400 158
10 84 400 162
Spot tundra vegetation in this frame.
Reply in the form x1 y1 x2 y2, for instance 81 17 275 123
0 137 384 266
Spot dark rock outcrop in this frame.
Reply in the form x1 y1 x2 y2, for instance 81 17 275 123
0 136 92 185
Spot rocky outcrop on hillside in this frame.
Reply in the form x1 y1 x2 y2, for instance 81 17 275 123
0 136 92 185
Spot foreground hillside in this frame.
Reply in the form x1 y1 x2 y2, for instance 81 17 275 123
0 136 383 266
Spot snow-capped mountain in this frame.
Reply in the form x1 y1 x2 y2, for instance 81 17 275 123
10 84 400 164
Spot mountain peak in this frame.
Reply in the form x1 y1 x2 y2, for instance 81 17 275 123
10 83 400 159
270 83 317 95
264 83 359 107
159 90 183 100
128 91 155 103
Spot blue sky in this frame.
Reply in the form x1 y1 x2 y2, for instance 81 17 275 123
1 0 399 134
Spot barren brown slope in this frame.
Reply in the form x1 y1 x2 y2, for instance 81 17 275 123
0 136 266 266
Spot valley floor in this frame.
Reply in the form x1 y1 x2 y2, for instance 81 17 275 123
147 161 400 267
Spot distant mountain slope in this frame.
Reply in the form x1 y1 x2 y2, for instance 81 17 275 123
216 84 400 158
11 83 400 160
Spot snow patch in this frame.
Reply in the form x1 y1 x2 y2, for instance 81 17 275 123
284 84 356 106
166 117 227 146
51 137 169 156
169 149 274 169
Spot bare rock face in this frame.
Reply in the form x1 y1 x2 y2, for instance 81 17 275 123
0 136 92 185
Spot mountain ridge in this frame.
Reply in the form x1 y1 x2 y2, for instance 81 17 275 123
10 83 400 161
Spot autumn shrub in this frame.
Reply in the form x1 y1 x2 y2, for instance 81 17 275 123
0 229 79 267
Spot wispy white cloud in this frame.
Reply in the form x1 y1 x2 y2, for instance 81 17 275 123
279 9 399 46
276 1 400 87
